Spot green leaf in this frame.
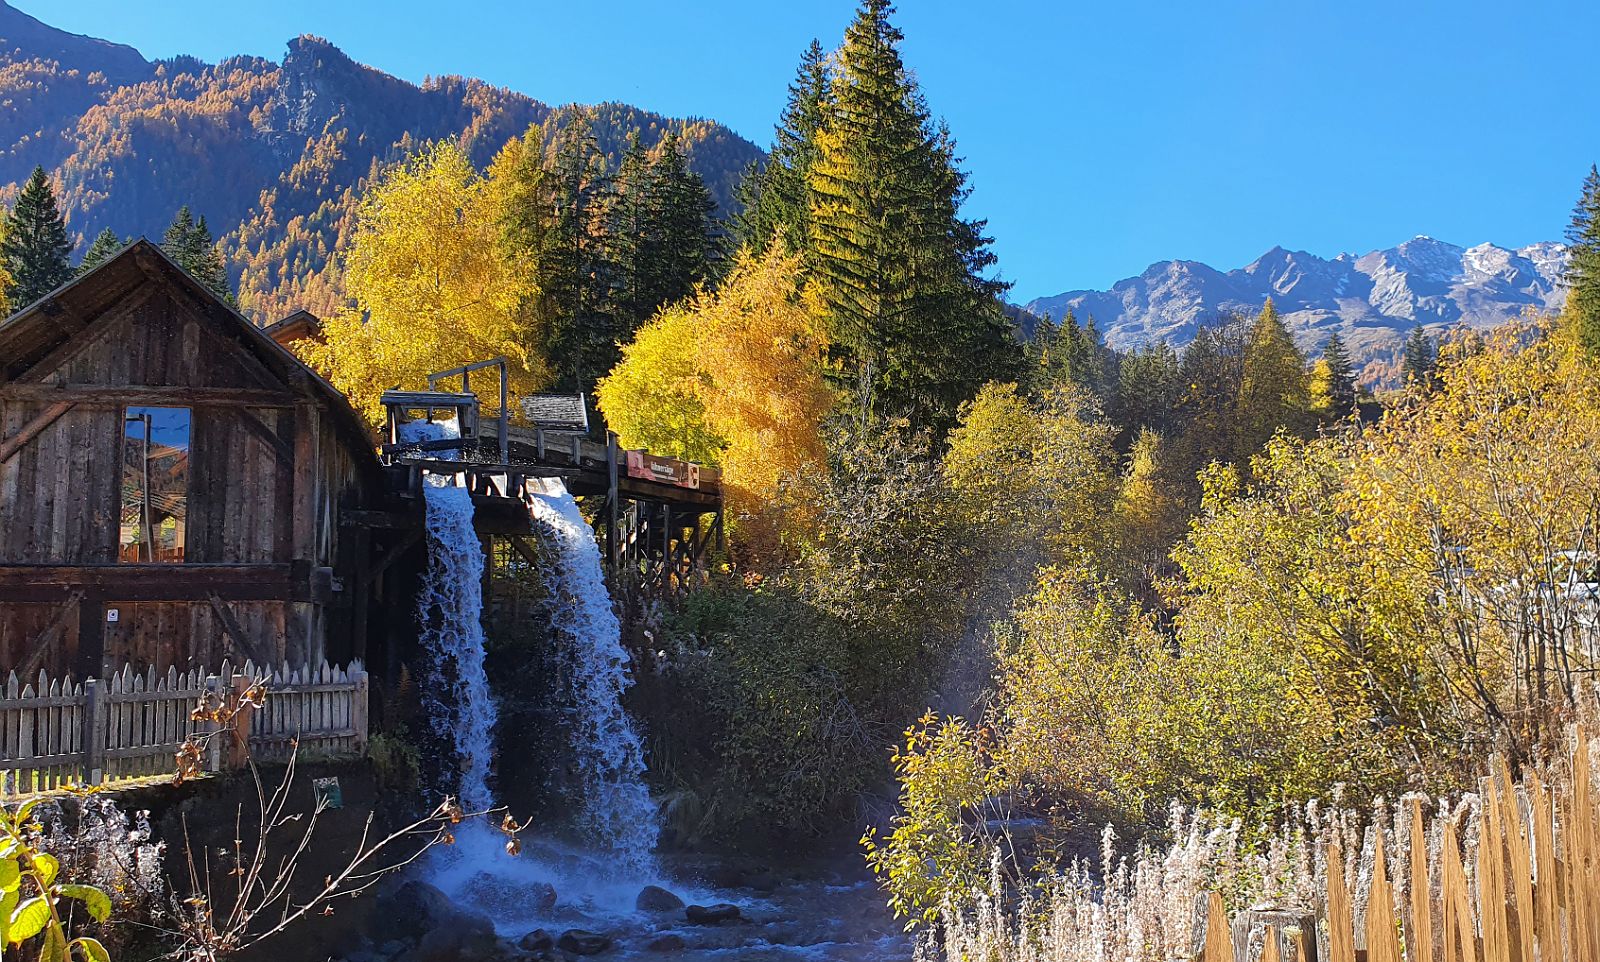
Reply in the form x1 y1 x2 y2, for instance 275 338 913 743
0 858 18 893
57 885 111 923
40 925 67 962
31 853 58 888
12 799 41 826
9 896 49 944
72 936 111 962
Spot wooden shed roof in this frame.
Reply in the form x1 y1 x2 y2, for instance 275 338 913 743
0 238 380 483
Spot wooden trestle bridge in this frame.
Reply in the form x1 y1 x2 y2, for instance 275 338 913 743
352 358 723 598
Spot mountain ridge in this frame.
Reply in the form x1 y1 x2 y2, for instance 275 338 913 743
1024 236 1569 381
0 2 764 322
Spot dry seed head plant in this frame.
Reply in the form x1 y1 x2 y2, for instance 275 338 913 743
921 708 1600 962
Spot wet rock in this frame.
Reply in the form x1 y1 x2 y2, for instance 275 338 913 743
377 880 496 947
394 922 499 962
518 929 554 952
527 881 558 912
556 929 612 955
645 934 687 952
636 885 686 913
685 902 742 925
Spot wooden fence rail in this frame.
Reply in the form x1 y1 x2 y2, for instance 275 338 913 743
1199 725 1600 962
0 660 367 794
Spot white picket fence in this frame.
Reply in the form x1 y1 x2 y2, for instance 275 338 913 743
0 660 368 795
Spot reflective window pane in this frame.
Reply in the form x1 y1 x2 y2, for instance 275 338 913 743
120 406 190 563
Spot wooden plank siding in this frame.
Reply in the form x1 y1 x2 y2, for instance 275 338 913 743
0 240 383 679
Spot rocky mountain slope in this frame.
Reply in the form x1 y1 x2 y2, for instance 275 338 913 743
0 1 763 321
1026 237 1569 381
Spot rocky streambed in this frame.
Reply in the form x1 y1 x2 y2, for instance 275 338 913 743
337 851 914 962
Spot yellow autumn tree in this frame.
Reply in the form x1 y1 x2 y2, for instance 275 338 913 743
596 247 833 514
301 140 546 426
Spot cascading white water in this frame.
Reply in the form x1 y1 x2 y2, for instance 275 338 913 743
403 417 661 923
526 478 659 873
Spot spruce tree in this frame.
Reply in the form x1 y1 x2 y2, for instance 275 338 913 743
162 207 232 303
1319 331 1356 414
0 166 73 307
733 39 830 255
78 227 125 275
540 125 614 394
1401 327 1437 390
807 0 1016 426
1565 164 1600 356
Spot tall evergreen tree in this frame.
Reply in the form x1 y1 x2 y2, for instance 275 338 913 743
1319 331 1356 414
0 166 72 308
733 39 831 255
1234 298 1309 464
1401 327 1438 390
538 125 614 394
807 0 1016 426
1565 164 1600 356
162 206 232 303
78 227 125 275
606 132 719 345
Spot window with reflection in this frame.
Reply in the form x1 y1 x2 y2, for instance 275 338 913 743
120 406 190 563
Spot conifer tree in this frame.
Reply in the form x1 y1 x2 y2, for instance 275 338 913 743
1319 332 1356 414
1401 327 1437 390
78 227 125 275
734 39 830 255
162 206 232 303
0 166 72 308
1234 298 1309 464
538 125 614 394
1565 164 1600 356
806 0 1016 427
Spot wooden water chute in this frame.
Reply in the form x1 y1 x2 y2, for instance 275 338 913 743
371 361 724 594
0 240 387 677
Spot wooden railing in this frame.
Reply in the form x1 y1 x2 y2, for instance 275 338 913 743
0 660 368 794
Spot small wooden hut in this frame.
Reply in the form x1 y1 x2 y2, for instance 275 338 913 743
0 240 383 677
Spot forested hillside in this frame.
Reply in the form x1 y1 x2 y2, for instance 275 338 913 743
0 1 762 321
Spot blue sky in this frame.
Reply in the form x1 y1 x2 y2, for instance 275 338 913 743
18 0 1600 301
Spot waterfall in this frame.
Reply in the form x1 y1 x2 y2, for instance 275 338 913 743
526 478 659 873
404 416 659 921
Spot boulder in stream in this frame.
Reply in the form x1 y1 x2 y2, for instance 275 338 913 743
685 902 743 925
636 885 686 912
646 933 687 952
518 928 554 952
377 880 496 947
557 929 613 955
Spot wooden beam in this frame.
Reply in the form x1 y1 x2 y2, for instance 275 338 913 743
12 284 160 383
339 508 419 530
16 590 84 677
362 530 422 588
0 564 308 602
234 407 293 463
506 535 542 568
0 401 74 464
0 384 298 407
207 593 275 668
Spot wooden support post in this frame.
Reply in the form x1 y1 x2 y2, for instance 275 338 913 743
74 594 105 681
606 432 620 569
82 677 105 786
0 401 74 464
208 593 274 668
